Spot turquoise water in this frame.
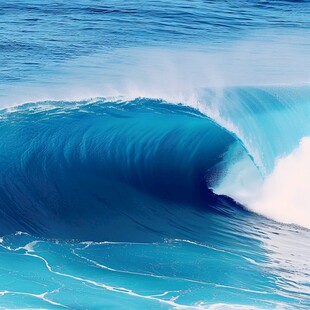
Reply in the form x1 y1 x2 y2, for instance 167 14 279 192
0 1 309 309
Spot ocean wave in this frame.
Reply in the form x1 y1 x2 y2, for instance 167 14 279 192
0 85 309 240
0 98 246 240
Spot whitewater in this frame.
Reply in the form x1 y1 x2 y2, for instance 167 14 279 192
0 0 309 309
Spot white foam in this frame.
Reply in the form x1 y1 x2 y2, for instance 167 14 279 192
214 137 310 228
250 137 310 228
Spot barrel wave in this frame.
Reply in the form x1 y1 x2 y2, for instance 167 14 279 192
0 98 246 240
1 85 309 240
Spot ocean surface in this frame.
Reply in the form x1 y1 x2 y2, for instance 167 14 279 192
0 0 310 309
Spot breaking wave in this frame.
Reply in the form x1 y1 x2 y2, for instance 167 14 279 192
0 85 309 241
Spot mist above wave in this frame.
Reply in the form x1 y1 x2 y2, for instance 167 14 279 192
1 33 310 107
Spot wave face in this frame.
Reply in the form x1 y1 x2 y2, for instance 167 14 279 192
0 98 242 240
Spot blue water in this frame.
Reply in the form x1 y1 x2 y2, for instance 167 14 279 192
0 1 310 309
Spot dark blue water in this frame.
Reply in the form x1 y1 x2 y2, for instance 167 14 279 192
0 1 309 309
